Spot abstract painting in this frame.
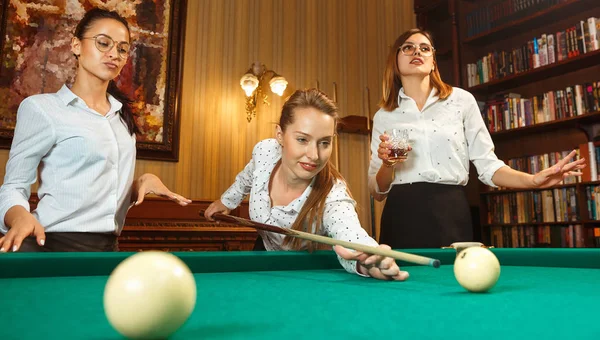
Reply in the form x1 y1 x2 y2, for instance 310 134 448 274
0 0 186 161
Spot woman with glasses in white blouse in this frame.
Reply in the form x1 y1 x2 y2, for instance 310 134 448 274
0 8 191 253
205 88 409 281
369 28 586 249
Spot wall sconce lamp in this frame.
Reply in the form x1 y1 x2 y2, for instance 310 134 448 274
240 62 288 122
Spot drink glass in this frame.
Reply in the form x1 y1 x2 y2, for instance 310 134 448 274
385 128 409 162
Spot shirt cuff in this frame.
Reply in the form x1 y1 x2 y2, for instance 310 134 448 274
479 162 509 188
338 256 367 277
369 175 393 195
0 198 31 233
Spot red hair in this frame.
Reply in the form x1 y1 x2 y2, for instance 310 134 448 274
379 28 453 111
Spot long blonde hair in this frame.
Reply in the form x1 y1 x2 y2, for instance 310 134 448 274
379 28 453 111
279 89 352 251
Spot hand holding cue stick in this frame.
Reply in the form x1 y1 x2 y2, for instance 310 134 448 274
199 209 441 268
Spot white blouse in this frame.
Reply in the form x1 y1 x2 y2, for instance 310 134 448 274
221 138 378 275
0 85 136 235
368 87 507 195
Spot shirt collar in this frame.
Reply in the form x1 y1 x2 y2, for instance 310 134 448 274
397 86 440 109
56 84 123 115
57 84 78 106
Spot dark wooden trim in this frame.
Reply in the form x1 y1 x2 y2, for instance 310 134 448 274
414 0 448 14
136 0 187 161
463 0 589 44
0 0 11 148
121 197 256 251
467 49 600 94
449 0 461 86
125 197 249 221
337 115 372 135
0 0 8 80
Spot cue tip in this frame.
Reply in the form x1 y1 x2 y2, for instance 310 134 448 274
431 259 441 268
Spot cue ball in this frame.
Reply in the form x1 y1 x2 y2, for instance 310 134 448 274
104 251 196 339
453 247 500 293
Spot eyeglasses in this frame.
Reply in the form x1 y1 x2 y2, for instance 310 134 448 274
81 34 131 59
398 43 435 57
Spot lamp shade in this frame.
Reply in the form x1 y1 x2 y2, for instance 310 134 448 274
240 73 259 97
269 76 288 96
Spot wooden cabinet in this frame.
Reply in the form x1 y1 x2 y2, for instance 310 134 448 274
415 0 461 86
27 196 257 252
120 198 256 251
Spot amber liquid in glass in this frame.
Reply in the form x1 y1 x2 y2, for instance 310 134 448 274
389 148 408 161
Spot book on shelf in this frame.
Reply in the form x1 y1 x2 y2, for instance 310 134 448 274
488 224 598 248
466 16 599 88
480 79 599 133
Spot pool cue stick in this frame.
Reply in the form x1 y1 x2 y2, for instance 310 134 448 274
199 209 441 268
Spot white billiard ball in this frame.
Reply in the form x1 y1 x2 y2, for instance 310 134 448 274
453 246 500 293
104 251 196 339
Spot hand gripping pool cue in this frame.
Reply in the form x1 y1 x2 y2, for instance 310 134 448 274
199 210 441 268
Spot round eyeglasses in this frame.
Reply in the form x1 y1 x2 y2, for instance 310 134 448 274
398 43 435 57
81 34 131 59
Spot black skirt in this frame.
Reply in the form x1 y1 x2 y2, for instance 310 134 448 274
379 182 473 249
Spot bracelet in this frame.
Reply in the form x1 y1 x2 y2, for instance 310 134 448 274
382 160 396 168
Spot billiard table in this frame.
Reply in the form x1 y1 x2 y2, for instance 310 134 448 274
1 248 599 339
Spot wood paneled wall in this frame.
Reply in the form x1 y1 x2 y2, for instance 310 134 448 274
0 0 415 239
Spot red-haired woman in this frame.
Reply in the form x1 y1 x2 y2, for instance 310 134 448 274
369 28 585 249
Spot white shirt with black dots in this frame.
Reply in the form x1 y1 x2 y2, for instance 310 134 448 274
368 87 507 195
220 138 379 276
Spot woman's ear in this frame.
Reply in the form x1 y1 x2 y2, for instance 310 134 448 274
275 125 284 146
71 37 81 58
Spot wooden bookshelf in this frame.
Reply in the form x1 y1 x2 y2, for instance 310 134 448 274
483 222 585 227
489 111 600 141
418 0 600 248
415 0 461 86
464 0 592 44
468 49 600 94
435 48 452 59
480 183 578 195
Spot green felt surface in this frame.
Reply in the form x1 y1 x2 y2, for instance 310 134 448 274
1 249 600 339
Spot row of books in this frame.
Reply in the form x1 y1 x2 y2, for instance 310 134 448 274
488 150 582 193
485 187 578 224
466 17 599 87
505 151 579 185
585 185 600 220
466 0 567 38
488 224 600 248
481 81 600 133
484 143 600 188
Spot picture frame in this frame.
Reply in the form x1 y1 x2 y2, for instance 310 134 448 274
0 0 187 161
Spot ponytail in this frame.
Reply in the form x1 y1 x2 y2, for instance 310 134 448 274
108 81 139 135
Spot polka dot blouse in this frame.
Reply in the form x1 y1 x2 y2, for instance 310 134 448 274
220 138 378 276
